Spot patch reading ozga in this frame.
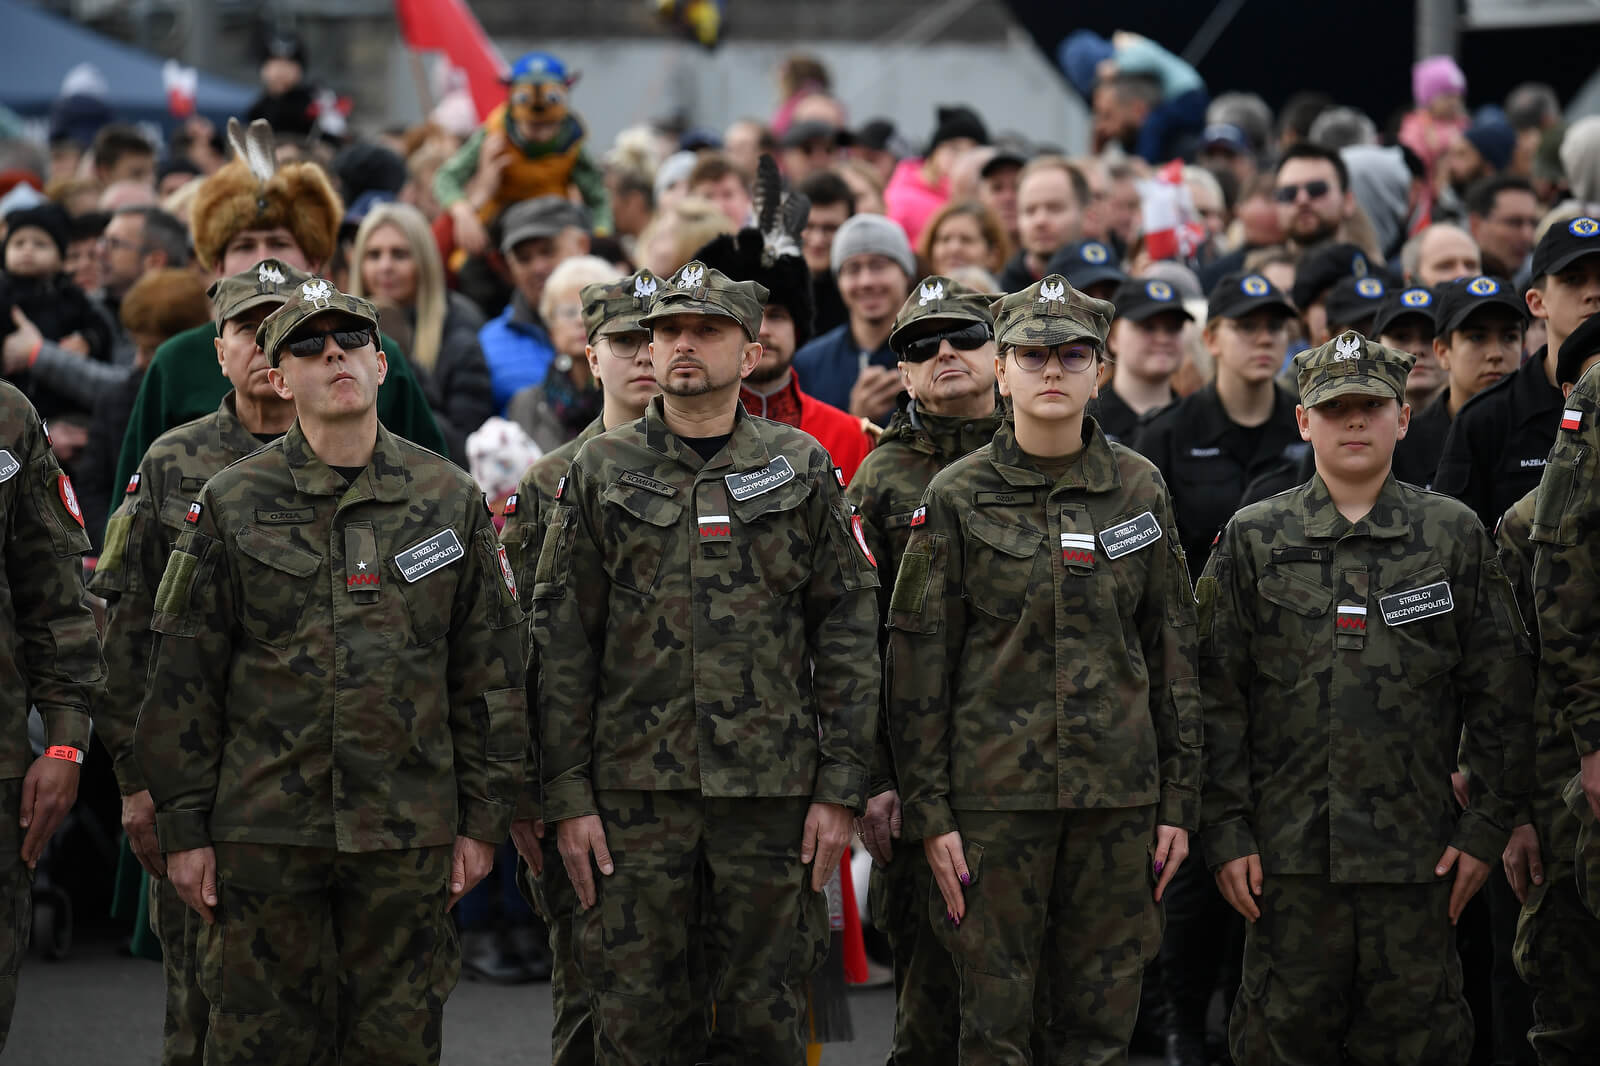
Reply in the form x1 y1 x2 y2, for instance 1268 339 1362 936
1099 511 1163 560
725 455 796 501
1377 580 1453 626
394 528 465 582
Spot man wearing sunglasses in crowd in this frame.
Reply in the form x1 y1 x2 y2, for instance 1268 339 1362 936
844 275 1005 1064
134 279 525 1066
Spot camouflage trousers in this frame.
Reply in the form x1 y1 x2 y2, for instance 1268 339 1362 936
1513 874 1600 1064
868 844 958 1065
201 842 459 1066
149 873 208 1065
1229 875 1472 1066
519 834 594 1066
578 791 829 1066
0 779 27 1054
1570 777 1600 919
932 804 1162 1066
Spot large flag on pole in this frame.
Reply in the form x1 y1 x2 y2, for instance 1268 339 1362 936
393 0 507 120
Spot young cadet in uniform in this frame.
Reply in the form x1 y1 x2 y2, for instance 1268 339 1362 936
533 260 880 1065
91 258 307 1066
1393 277 1525 490
0 379 104 1051
499 267 661 1066
1198 332 1532 1065
134 281 525 1066
1521 313 1600 1064
1434 217 1600 530
887 273 1200 1064
1373 285 1445 411
1093 276 1192 444
846 274 1003 1065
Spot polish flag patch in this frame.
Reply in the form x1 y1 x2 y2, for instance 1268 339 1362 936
125 472 142 495
698 514 731 538
185 501 203 524
555 476 567 500
1060 531 1096 565
58 474 83 527
833 466 846 489
503 493 518 515
909 506 927 528
497 544 517 598
851 514 877 567
1336 605 1367 631
1562 409 1583 432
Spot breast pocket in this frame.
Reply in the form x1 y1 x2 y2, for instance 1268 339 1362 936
1374 563 1461 682
730 480 815 594
601 485 684 596
963 511 1045 621
233 526 321 648
1254 565 1332 685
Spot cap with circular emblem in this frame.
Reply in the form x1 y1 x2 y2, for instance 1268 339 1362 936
1109 276 1196 324
1431 274 1527 338
1206 270 1298 320
1371 285 1438 338
1532 215 1600 279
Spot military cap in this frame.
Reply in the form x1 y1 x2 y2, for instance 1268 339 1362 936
889 275 995 355
208 258 311 329
1207 270 1297 320
255 277 380 367
1532 215 1600 279
1111 276 1195 324
1324 274 1388 331
1043 239 1127 292
1293 330 1416 408
1432 274 1527 338
637 260 769 340
580 268 664 343
1371 285 1437 338
990 274 1113 349
1291 242 1375 310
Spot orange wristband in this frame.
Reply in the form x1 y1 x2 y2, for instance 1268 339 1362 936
44 745 83 765
27 338 42 367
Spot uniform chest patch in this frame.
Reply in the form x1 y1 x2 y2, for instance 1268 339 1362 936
1378 581 1453 626
185 502 202 524
1099 511 1162 560
851 514 877 567
974 490 1036 506
1336 605 1367 631
697 514 732 540
618 470 676 498
58 474 84 526
254 507 313 525
496 544 517 598
0 450 17 484
394 528 465 582
504 493 519 515
1061 532 1096 564
725 455 796 501
1187 447 1221 459
125 471 141 494
1562 409 1583 432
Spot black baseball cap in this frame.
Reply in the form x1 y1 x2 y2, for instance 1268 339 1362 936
1111 277 1194 323
1432 275 1527 338
1532 215 1600 279
1371 285 1438 338
780 120 850 149
1044 239 1127 292
980 144 1031 178
1556 307 1600 386
1207 271 1297 320
1291 242 1376 311
1324 275 1389 332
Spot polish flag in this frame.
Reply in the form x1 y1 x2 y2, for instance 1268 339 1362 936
393 0 508 120
1138 159 1207 263
1562 409 1583 432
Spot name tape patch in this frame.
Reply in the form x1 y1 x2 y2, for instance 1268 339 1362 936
974 490 1036 506
254 507 313 525
0 450 18 484
725 455 796 502
1099 511 1162 560
394 528 465 583
619 470 677 498
1377 580 1453 626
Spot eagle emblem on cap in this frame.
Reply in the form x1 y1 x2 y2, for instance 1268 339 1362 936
1241 275 1270 296
1334 333 1362 361
302 279 333 307
1039 279 1067 303
1570 217 1600 238
633 274 658 299
679 264 705 288
1401 288 1432 307
918 281 945 306
258 262 285 285
1467 276 1499 296
1081 243 1109 264
1356 277 1384 298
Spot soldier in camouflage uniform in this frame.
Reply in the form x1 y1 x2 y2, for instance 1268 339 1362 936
845 274 1002 1065
1521 312 1600 1061
886 274 1200 1064
1198 332 1532 1065
499 267 661 1066
533 260 880 1065
133 281 525 1066
90 257 307 1066
0 379 105 1051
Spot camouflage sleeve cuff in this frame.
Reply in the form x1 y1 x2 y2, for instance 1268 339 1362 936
812 761 869 814
1200 817 1259 871
514 785 541 822
155 810 211 853
1158 785 1200 833
543 778 599 823
900 797 958 841
458 798 514 844
1571 719 1600 757
42 708 91 753
112 754 148 798
1450 810 1510 866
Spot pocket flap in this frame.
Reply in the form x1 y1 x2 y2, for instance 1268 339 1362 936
235 526 322 578
967 511 1044 559
1258 566 1332 617
602 484 685 527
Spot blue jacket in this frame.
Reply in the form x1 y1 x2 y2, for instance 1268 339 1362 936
792 323 898 424
478 293 555 415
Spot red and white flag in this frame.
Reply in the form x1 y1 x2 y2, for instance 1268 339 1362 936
393 0 508 120
1138 159 1207 263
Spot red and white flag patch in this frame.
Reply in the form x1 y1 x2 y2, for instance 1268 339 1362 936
125 472 141 495
1060 531 1096 564
58 474 83 527
909 506 927 528
496 544 517 598
698 514 731 538
185 501 203 524
503 493 518 516
851 513 877 567
1336 604 1367 631
1562 409 1583 432
554 476 567 500
833 466 846 489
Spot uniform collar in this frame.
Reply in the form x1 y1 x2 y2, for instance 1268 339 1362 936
1510 345 1562 424
1299 472 1413 540
988 416 1122 493
1185 382 1300 446
642 395 773 473
282 420 411 502
907 396 1005 459
215 393 272 458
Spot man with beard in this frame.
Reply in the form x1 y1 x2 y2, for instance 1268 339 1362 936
1273 144 1356 263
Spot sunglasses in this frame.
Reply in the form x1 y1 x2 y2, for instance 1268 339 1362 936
900 323 991 363
1008 343 1098 374
284 327 374 359
1274 180 1332 204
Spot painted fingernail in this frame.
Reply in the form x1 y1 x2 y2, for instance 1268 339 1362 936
946 909 954 922
1154 860 1164 874
959 871 971 885
954 915 961 927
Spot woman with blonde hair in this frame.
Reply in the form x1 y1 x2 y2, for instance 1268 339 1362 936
350 201 492 462
918 200 1011 277
507 255 621 452
635 196 733 277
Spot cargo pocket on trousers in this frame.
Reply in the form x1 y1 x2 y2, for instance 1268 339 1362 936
1512 880 1548 987
787 875 831 985
928 841 1000 975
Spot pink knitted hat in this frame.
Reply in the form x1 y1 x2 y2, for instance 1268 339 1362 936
1413 56 1466 106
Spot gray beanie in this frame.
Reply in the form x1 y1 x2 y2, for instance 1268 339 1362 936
830 213 916 279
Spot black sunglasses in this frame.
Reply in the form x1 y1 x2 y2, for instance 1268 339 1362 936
900 323 991 363
284 327 374 359
1274 180 1331 204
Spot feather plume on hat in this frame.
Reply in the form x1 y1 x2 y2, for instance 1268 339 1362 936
190 118 343 272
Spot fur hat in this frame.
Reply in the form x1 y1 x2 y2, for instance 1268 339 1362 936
190 118 343 273
693 227 815 347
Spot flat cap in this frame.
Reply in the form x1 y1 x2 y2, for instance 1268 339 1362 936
638 260 769 340
256 278 379 367
991 274 1113 349
1293 330 1416 408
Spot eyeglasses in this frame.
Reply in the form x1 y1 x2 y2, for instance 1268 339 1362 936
1008 343 1099 374
284 327 373 359
600 332 648 358
900 323 991 363
1274 180 1332 203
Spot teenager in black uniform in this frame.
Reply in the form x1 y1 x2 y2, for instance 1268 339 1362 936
1091 277 1191 443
